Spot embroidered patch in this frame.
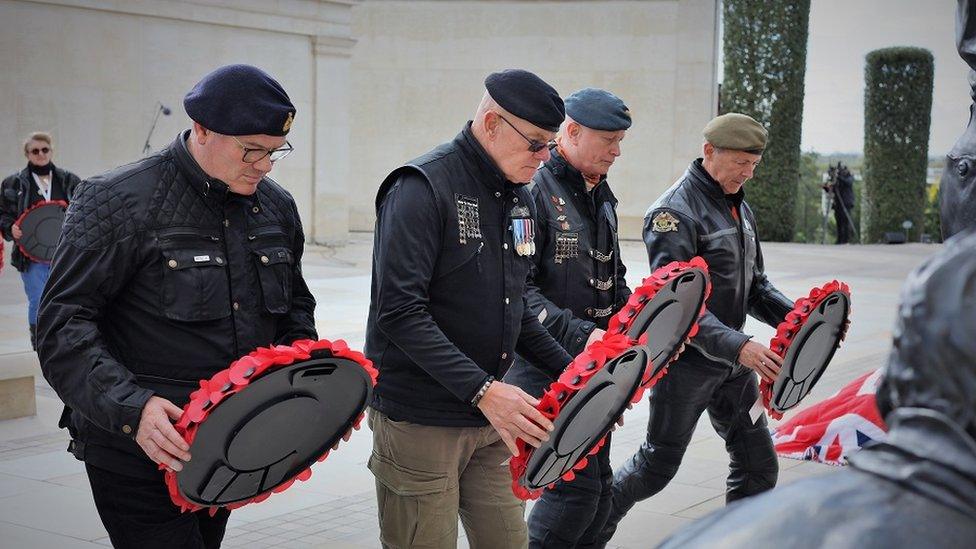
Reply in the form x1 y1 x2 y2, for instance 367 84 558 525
455 194 483 244
651 212 679 233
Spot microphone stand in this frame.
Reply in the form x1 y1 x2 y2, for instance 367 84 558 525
142 102 170 155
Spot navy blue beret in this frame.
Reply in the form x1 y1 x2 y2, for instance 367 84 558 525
184 64 296 137
564 88 631 131
485 69 565 132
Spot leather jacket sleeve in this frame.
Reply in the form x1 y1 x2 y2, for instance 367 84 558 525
643 207 750 365
515 295 575 378
523 190 598 357
37 180 153 439
614 242 632 311
0 175 18 241
274 199 318 345
64 171 82 201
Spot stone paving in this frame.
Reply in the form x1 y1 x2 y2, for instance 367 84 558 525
0 235 940 548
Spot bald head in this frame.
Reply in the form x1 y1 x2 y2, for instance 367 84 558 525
471 91 555 184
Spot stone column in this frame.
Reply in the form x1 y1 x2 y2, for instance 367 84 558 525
312 35 356 245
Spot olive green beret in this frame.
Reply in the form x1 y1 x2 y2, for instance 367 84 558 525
703 113 767 154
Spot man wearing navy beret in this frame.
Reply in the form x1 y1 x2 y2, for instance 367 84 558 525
504 87 633 548
365 69 575 547
38 64 317 548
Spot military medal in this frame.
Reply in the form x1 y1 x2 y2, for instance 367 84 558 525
551 195 565 213
510 212 535 257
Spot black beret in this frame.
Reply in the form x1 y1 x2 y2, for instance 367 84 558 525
184 64 296 137
564 88 632 131
485 69 565 132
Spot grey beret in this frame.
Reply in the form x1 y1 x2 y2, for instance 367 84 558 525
564 88 631 131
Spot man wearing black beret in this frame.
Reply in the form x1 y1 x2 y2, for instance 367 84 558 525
38 64 316 548
503 87 633 548
365 68 574 547
597 113 794 546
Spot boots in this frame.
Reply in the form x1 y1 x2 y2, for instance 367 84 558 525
29 324 37 351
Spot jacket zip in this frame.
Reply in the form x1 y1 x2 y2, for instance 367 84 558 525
218 209 241 356
733 205 747 326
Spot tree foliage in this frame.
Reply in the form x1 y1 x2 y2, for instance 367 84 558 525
862 47 933 243
722 0 810 241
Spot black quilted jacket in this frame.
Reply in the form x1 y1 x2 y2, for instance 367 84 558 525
37 131 317 477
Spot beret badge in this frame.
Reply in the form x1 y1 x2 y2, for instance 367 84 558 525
282 112 295 133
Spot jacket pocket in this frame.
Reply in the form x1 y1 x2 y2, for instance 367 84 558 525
159 248 231 322
251 246 293 314
432 241 483 281
368 452 450 496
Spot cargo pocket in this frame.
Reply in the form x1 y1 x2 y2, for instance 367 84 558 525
159 249 231 322
368 452 457 548
251 246 293 314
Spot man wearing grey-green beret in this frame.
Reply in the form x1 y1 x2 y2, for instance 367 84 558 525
598 113 796 546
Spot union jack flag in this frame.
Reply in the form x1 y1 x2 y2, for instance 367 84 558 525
771 369 888 466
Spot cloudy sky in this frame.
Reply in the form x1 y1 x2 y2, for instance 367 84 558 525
798 0 968 155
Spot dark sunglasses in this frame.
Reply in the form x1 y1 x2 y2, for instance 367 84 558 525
29 147 50 155
496 113 554 153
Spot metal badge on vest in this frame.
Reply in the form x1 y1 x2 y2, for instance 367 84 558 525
455 193 483 245
510 205 535 256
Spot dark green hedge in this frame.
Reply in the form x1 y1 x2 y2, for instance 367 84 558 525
862 47 933 243
721 0 810 241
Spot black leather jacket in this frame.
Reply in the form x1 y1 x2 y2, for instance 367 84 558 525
504 149 632 396
1 164 80 271
644 159 793 369
526 148 631 353
37 132 317 477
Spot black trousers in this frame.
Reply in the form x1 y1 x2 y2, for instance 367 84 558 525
597 360 778 545
505 359 615 548
86 463 230 549
835 203 853 244
527 437 613 548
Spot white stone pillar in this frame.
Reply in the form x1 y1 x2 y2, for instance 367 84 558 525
312 35 356 245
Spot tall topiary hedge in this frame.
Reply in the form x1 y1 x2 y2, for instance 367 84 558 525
862 47 933 243
721 0 810 241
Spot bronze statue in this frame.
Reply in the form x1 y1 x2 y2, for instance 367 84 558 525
941 0 976 238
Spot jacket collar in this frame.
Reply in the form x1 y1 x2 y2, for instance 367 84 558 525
546 147 617 207
18 164 67 195
688 158 746 208
455 122 516 193
171 130 257 205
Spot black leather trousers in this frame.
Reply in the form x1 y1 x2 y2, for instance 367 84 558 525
598 358 778 545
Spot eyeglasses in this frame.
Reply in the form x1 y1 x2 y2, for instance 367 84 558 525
231 136 293 164
29 147 50 155
496 113 554 153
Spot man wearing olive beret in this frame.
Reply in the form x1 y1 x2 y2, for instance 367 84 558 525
38 64 316 548
597 113 795 546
